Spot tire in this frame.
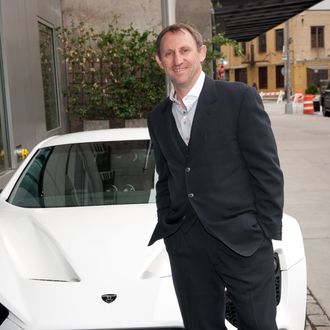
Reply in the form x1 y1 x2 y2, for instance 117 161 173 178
322 106 330 117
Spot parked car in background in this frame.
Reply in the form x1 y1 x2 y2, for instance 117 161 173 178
0 128 307 330
320 79 330 117
313 94 321 112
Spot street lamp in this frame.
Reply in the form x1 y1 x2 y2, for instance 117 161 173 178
210 0 218 79
284 20 293 114
161 0 176 28
161 0 176 95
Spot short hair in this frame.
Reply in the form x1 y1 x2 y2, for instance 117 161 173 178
156 23 204 58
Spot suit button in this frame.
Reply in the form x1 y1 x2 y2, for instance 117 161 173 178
185 167 191 173
188 193 194 198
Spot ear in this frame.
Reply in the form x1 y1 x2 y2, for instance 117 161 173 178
156 55 164 69
199 45 207 62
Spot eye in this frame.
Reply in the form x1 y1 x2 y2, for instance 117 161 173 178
164 51 173 57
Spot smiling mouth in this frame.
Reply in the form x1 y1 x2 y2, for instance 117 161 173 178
173 67 187 73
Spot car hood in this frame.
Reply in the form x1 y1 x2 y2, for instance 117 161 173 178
0 202 182 330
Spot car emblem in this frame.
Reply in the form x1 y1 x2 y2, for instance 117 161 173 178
101 293 117 304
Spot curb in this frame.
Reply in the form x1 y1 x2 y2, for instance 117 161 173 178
306 288 330 329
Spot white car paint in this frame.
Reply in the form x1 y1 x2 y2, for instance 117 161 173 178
0 128 307 330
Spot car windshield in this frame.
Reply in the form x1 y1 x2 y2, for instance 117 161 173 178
8 140 156 208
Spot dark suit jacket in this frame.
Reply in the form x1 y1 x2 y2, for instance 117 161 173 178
148 76 284 256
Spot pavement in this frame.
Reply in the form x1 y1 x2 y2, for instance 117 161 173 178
264 101 330 330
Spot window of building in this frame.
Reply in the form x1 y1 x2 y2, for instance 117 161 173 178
38 21 60 131
241 42 247 56
275 29 284 52
0 36 10 173
307 67 328 87
276 65 285 88
234 42 247 57
311 26 324 48
0 112 7 173
224 69 230 81
235 68 247 84
258 33 267 53
258 67 268 89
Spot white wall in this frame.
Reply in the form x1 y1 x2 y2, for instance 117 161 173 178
61 0 162 32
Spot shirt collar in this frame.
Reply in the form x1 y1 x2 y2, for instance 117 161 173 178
169 71 205 105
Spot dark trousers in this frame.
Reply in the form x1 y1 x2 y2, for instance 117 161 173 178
164 218 278 330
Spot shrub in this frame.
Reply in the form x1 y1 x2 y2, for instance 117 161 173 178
57 22 165 120
305 84 319 95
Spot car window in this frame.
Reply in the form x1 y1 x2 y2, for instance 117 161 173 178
8 140 156 208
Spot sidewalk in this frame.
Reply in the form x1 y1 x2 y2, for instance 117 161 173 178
264 101 330 329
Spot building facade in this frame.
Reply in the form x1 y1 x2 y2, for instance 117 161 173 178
221 8 330 94
292 9 330 91
0 0 66 186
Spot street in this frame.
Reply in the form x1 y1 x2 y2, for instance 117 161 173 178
265 102 330 329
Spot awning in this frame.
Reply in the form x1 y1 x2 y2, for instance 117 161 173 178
212 0 324 42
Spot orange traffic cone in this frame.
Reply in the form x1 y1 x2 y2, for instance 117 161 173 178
303 95 314 115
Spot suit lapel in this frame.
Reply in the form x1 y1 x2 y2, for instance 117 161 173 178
189 76 218 149
159 98 187 159
170 113 189 155
158 76 219 156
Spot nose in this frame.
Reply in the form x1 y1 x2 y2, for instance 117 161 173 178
173 51 183 65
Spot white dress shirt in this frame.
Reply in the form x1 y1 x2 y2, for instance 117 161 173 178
170 72 206 145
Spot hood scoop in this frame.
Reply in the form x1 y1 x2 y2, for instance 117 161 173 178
2 216 80 282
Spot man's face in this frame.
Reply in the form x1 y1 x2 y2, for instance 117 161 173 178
156 29 206 92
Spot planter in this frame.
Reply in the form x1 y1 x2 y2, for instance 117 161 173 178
109 117 125 128
125 118 147 128
68 117 147 131
83 120 110 131
68 115 83 133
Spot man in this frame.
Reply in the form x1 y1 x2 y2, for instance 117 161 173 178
147 23 284 330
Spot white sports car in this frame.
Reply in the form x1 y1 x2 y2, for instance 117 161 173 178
0 128 306 330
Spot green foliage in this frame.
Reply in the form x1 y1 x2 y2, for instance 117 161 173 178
305 84 319 95
57 22 165 119
203 33 241 74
